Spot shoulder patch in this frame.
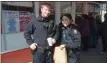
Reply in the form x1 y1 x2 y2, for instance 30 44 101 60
73 29 78 34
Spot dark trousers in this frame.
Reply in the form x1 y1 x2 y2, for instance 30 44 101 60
33 50 53 63
99 31 106 52
68 50 80 63
81 36 90 51
101 35 106 52
89 35 97 48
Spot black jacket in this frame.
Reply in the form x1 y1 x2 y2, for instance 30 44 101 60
57 23 81 62
103 19 107 39
24 15 57 50
57 23 81 48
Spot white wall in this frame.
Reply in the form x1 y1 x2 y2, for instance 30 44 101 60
1 34 5 52
1 2 32 53
1 32 29 53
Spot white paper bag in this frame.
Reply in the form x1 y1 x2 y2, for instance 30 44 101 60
53 45 67 63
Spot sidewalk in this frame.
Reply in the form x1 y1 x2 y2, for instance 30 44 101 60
1 48 32 63
1 38 106 63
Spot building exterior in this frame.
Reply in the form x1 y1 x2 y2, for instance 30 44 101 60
1 1 107 53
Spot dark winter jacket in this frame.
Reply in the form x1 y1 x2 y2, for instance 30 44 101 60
57 23 81 63
24 15 57 53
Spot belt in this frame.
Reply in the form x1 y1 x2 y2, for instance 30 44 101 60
31 45 52 54
37 46 52 53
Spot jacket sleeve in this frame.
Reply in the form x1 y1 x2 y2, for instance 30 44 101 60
47 21 58 40
52 25 58 40
66 29 81 49
24 16 35 46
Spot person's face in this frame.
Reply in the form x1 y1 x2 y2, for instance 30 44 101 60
61 16 71 27
41 5 51 18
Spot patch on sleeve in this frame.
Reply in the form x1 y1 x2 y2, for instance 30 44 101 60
73 29 78 34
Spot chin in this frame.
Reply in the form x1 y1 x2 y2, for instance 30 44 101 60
44 15 48 17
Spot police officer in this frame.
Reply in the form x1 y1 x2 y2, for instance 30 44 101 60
24 3 57 63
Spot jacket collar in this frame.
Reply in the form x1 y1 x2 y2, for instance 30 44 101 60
37 16 49 22
36 16 43 21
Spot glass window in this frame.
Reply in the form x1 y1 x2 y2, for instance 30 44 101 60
100 4 106 22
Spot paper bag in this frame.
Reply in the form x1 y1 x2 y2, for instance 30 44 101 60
53 46 67 63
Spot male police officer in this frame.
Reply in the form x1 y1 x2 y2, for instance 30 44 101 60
24 3 57 63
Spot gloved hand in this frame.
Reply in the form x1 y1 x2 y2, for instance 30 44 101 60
60 44 66 50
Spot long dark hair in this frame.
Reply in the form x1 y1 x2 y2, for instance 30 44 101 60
60 13 73 28
60 13 72 21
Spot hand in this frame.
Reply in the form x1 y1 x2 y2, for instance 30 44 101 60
60 44 66 50
30 43 37 50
